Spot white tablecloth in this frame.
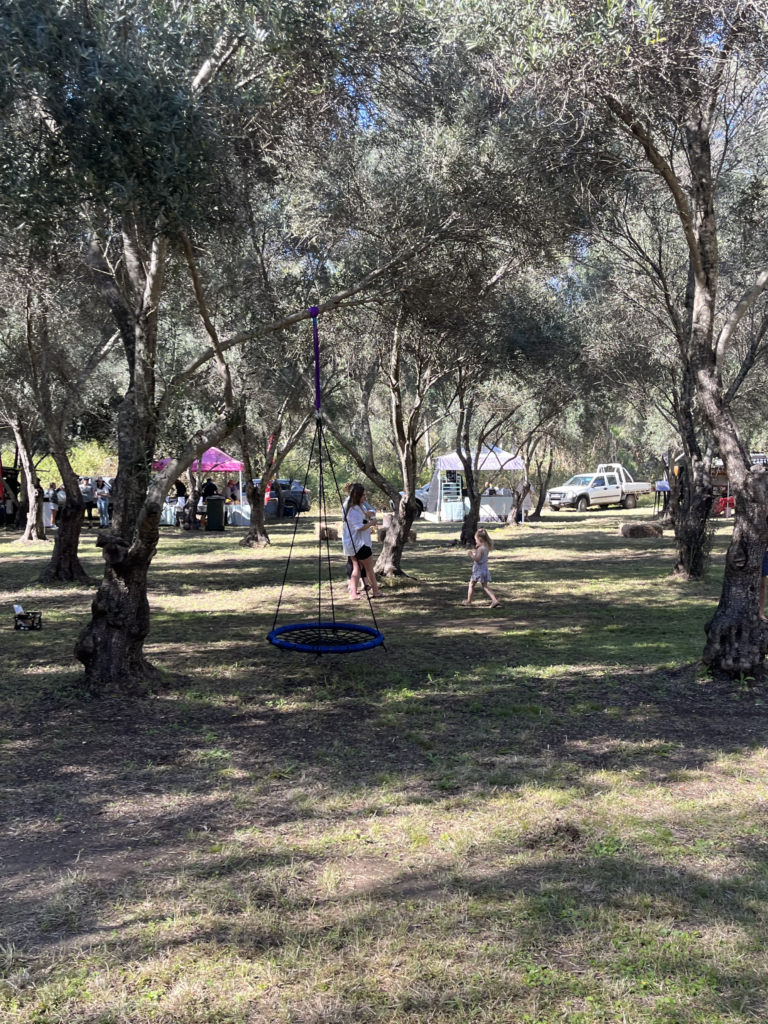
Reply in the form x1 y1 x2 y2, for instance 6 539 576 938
227 504 250 526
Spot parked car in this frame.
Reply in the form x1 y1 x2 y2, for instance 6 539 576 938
392 483 431 517
547 463 651 512
253 477 312 515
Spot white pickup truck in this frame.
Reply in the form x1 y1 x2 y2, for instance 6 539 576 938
547 463 651 512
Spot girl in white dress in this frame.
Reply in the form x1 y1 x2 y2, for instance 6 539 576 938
342 483 383 600
463 528 500 608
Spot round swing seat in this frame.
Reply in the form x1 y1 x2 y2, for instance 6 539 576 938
267 621 385 654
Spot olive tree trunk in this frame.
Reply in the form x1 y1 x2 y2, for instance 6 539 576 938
673 450 714 579
75 503 162 692
239 424 270 548
42 498 88 583
75 234 168 692
528 448 553 522
241 484 271 547
605 93 768 676
40 447 88 583
237 412 312 549
75 372 162 690
375 495 418 576
10 419 46 543
273 478 285 519
460 491 482 546
703 482 768 674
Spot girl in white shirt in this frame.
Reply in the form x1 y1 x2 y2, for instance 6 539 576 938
342 483 383 599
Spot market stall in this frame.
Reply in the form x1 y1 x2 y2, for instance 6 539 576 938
152 447 247 526
424 448 525 522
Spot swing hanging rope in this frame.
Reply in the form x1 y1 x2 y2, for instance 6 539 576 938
267 306 385 655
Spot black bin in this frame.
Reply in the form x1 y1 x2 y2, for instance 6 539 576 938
205 495 226 531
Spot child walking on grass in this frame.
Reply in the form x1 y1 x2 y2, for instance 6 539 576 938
463 528 500 608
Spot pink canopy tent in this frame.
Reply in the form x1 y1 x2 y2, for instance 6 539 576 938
152 447 245 504
152 446 244 473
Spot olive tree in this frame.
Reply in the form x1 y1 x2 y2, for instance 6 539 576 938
448 0 768 675
1 0 448 690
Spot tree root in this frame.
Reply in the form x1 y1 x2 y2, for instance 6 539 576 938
239 533 270 548
703 618 768 677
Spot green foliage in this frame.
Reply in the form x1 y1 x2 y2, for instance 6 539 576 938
1 441 117 481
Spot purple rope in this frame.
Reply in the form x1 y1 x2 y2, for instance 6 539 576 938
309 305 320 411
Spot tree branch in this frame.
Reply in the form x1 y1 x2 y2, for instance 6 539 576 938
159 217 458 400
180 231 234 407
725 309 768 404
603 95 705 284
715 267 768 374
192 31 248 93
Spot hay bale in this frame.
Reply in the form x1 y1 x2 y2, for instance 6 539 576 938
620 522 663 539
316 524 339 541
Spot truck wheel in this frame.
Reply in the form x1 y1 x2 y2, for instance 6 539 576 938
623 494 637 510
576 496 589 513
414 499 423 518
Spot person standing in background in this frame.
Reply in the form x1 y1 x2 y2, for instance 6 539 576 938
44 481 58 527
94 478 111 527
79 476 95 528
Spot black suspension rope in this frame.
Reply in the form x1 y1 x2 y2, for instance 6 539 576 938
271 420 318 633
318 420 337 632
316 416 324 646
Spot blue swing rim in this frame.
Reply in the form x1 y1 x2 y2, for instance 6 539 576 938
267 621 385 654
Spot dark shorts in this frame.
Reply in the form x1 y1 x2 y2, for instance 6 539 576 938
762 550 768 577
352 545 372 562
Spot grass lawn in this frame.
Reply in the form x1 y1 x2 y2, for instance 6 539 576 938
2 508 768 1023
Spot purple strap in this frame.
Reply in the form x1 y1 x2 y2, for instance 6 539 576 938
309 305 320 411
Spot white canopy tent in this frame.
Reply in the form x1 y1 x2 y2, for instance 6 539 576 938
434 447 524 472
425 447 525 522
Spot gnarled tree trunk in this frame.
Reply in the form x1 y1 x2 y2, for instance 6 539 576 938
661 448 681 528
40 449 88 583
75 232 167 692
180 467 202 530
508 481 531 526
456 393 481 546
41 499 88 583
375 496 417 576
703 476 768 675
673 449 714 579
604 80 768 676
75 503 161 692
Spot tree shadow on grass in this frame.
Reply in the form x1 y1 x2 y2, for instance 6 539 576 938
9 806 768 1021
1 518 762 1020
